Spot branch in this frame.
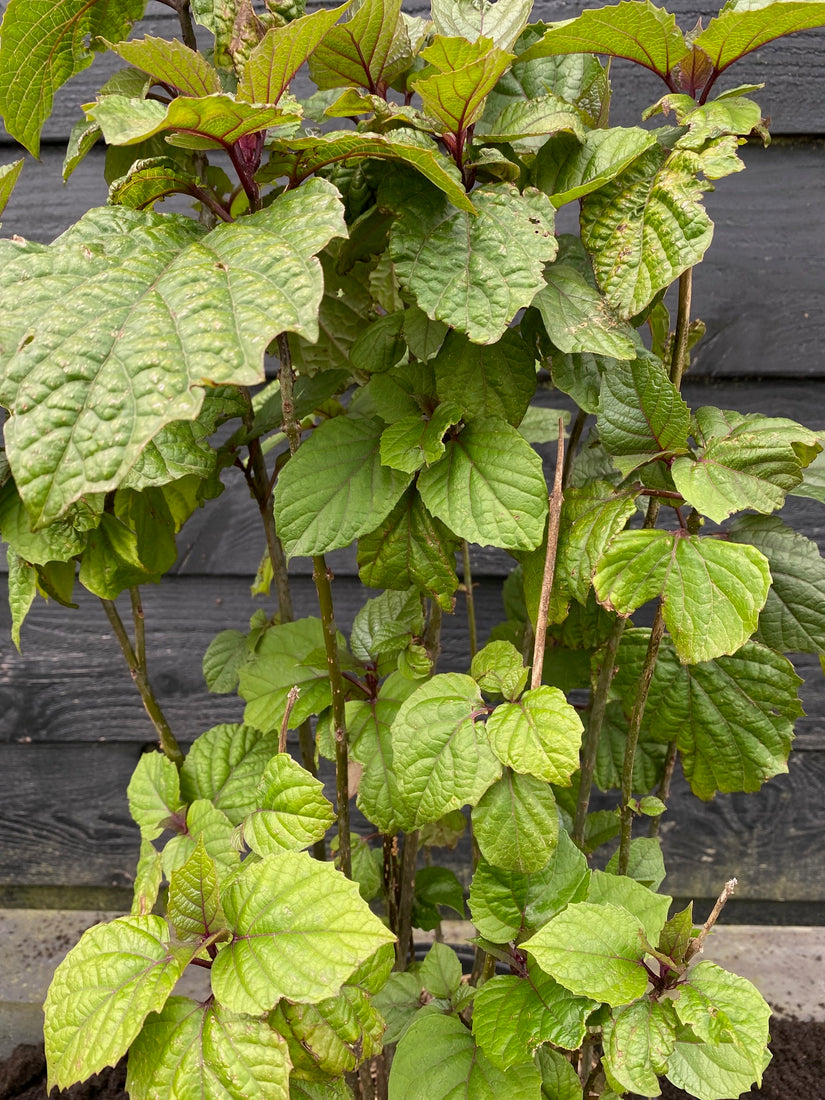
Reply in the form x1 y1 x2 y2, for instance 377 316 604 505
669 268 694 389
461 541 477 661
649 739 678 839
685 878 737 961
279 685 300 754
394 829 419 970
531 418 565 692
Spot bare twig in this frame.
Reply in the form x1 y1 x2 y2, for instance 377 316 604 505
649 739 678 838
531 418 566 692
461 541 477 660
394 830 419 970
685 878 738 961
279 685 301 754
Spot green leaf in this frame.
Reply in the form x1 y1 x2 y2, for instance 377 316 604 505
415 866 466 922
593 530 771 663
161 799 240 880
533 264 637 360
273 415 411 557
469 830 589 943
477 93 584 150
534 126 658 207
127 997 291 1100
291 1081 355 1100
0 182 345 526
666 1039 770 1100
554 482 637 609
789 440 825 501
473 770 559 873
586 869 671 943
597 352 690 475
106 37 221 97
473 962 596 1068
605 836 667 890
272 984 384 1079
485 687 583 785
350 588 424 663
6 550 36 652
108 156 209 211
417 419 548 551
520 1 688 80
127 752 184 840
238 4 351 104
189 0 239 69
535 1047 583 1100
239 619 339 730
43 915 187 1091
580 144 714 319
419 941 463 999
380 402 463 474
372 971 429 1044
694 1 825 76
433 329 537 427
309 0 403 90
202 631 250 695
522 901 649 1006
603 998 678 1096
0 159 24 219
357 488 460 610
731 515 825 653
391 673 502 828
659 903 694 966
671 407 821 524
387 180 557 345
431 0 532 50
131 836 163 918
0 0 146 156
413 37 514 137
613 631 800 799
389 1013 542 1099
167 837 224 941
594 701 668 795
181 723 279 825
471 640 529 700
212 851 395 1013
64 120 102 182
242 753 335 855
350 312 406 378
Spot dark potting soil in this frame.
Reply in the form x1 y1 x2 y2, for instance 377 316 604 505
1 1017 822 1098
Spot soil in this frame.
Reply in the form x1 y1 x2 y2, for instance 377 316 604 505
1 1017 821 1098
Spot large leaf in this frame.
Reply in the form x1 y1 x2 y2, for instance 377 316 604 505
417 418 548 551
413 36 514 136
593 530 771 663
731 514 825 653
273 984 384 1079
433 329 537 427
671 407 820 524
0 0 146 156
106 37 221 97
533 263 638 359
389 1013 541 1099
694 1 825 76
308 0 403 91
127 997 291 1100
387 179 557 344
473 770 559 873
534 126 658 207
43 915 188 1091
580 144 714 319
603 998 678 1097
613 631 801 799
431 0 533 50
0 182 345 526
485 687 583 784
391 673 502 828
211 851 395 1013
242 753 335 855
586 870 671 943
519 1 688 80
521 901 650 1006
273 415 412 557
180 724 279 825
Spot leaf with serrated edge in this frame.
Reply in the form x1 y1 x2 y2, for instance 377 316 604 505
161 799 239 880
593 530 771 663
0 159 24 219
694 1 825 75
485 686 583 784
350 588 423 663
587 870 671 943
180 724 279 824
431 0 533 50
387 179 557 344
44 915 189 1091
273 415 411 558
126 997 291 1100
309 0 403 91
613 630 800 799
389 1013 541 1100
243 753 334 855
534 263 637 359
108 157 208 211
535 1047 583 1100
0 0 145 156
471 640 529 700
535 126 658 207
473 962 596 1068
522 901 649 1005
433 328 538 427
417 419 548 551
419 941 463 999
473 769 559 873
0 182 345 526
391 673 501 828
212 851 395 1014
127 752 183 840
167 836 223 940
107 37 221 97
556 482 638 606
413 39 514 135
604 998 678 1096
131 837 162 918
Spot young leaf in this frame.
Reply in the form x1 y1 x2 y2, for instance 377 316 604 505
273 415 412 557
202 632 251 696
519 1 688 80
417 418 548 551
392 673 502 828
535 1047 583 1100
389 1013 542 1099
0 0 146 156
613 631 801 799
350 588 424 663
167 837 224 941
0 181 346 526
534 126 658 207
603 998 679 1097
161 799 240 880
473 770 559 873
0 159 24 219
694 1 825 77
593 530 771 663
431 0 533 51
43 915 188 1092
126 997 291 1100
471 640 529 700
485 687 583 785
533 264 638 360
476 93 584 150
108 156 210 211
6 551 36 652
597 351 690 474
127 751 184 840
414 866 467 922
730 514 825 653
379 402 463 475
242 753 335 855
604 836 667 890
586 869 671 943
180 723 279 825
273 985 384 1079
433 329 538 427
521 901 650 1006
413 37 514 137
106 37 221 97
386 179 557 345
419 941 464 999
212 851 395 1013
308 0 403 91
131 836 163 918
553 482 638 608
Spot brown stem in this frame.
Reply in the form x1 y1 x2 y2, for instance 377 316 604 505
649 739 679 839
167 0 199 52
394 829 419 969
461 541 477 661
685 878 737 961
130 587 146 670
531 418 565 692
100 597 184 768
618 602 665 874
374 1051 389 1100
423 600 443 670
669 268 694 389
562 409 587 489
279 685 301 754
383 834 399 933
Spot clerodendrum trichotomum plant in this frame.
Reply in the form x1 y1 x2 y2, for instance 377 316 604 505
1 0 825 1096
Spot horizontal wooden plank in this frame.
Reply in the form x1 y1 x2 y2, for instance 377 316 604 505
0 739 822 904
1 2 824 142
